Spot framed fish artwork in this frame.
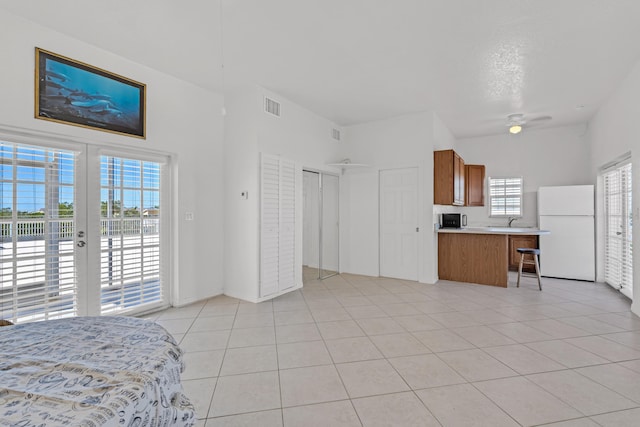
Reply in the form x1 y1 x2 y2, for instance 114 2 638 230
35 48 146 139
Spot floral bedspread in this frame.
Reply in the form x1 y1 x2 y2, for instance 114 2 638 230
0 316 196 426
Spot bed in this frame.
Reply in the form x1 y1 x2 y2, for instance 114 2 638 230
0 316 196 426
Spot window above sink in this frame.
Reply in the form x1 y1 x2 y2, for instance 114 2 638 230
489 176 523 217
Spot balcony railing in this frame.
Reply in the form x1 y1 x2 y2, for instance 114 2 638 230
0 218 159 242
0 217 161 321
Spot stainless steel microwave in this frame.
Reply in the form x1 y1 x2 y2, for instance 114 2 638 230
441 213 467 228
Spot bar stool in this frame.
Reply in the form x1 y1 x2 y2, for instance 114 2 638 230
516 248 542 290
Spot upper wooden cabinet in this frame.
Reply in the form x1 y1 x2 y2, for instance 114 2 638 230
434 149 465 206
465 164 485 206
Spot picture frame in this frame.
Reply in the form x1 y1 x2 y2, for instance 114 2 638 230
35 48 146 139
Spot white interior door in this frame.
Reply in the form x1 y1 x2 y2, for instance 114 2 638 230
260 154 297 297
379 168 418 281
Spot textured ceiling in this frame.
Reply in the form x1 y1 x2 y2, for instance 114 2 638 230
2 0 640 137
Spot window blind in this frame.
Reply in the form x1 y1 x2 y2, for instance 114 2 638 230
603 162 632 299
489 177 523 217
0 142 78 323
100 155 163 314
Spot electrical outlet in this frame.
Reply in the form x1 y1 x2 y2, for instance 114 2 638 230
184 212 194 221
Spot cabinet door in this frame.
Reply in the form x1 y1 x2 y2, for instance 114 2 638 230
453 153 465 206
434 150 454 205
509 235 538 272
465 165 485 206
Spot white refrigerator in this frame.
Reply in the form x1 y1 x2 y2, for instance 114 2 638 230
538 185 595 281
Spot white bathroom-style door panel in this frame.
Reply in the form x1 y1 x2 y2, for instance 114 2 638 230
379 168 418 281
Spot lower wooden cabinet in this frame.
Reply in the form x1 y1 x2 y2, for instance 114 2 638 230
508 235 539 272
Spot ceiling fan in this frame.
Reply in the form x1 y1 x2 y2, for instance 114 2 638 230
506 113 552 134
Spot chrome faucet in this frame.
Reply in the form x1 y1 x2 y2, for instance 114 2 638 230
508 217 517 227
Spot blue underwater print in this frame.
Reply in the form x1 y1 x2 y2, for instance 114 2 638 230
37 49 145 138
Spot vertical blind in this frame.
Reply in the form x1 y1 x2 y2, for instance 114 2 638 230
0 142 78 322
100 155 163 314
489 177 523 216
603 162 633 299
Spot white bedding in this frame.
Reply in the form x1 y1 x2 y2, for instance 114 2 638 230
0 316 196 426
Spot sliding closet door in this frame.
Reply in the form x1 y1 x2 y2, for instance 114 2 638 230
321 174 339 279
303 171 320 282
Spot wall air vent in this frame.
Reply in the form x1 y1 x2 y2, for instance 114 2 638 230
331 128 341 141
264 97 281 117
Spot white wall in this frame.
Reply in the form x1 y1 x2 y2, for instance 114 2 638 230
340 112 437 283
0 11 225 306
223 87 342 301
587 58 640 316
455 125 592 228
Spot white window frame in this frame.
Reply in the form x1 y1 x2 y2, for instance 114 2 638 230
488 176 523 217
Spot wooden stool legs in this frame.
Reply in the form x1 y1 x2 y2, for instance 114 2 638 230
516 249 542 291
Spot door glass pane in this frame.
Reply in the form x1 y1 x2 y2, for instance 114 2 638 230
0 142 77 323
303 171 319 283
100 156 162 314
321 174 339 279
604 162 633 299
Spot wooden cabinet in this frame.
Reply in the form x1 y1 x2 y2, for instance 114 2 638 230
509 235 538 272
439 233 509 287
465 164 485 206
434 149 465 206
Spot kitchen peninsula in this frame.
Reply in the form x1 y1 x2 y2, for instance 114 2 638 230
438 227 550 287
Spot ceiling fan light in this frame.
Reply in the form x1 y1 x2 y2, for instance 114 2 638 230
509 125 522 134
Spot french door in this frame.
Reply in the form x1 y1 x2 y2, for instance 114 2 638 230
603 161 633 299
0 138 168 323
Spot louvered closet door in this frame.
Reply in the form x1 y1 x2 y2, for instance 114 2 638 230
260 155 280 297
260 154 296 298
278 159 296 291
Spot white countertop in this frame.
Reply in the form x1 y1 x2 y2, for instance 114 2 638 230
438 226 550 235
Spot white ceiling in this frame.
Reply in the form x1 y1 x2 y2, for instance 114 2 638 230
2 0 640 138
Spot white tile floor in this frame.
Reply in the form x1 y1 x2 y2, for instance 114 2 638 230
143 273 640 426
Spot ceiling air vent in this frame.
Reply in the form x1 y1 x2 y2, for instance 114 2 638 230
264 97 281 117
331 128 341 141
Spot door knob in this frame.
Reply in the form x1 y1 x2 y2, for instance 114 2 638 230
77 240 86 247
